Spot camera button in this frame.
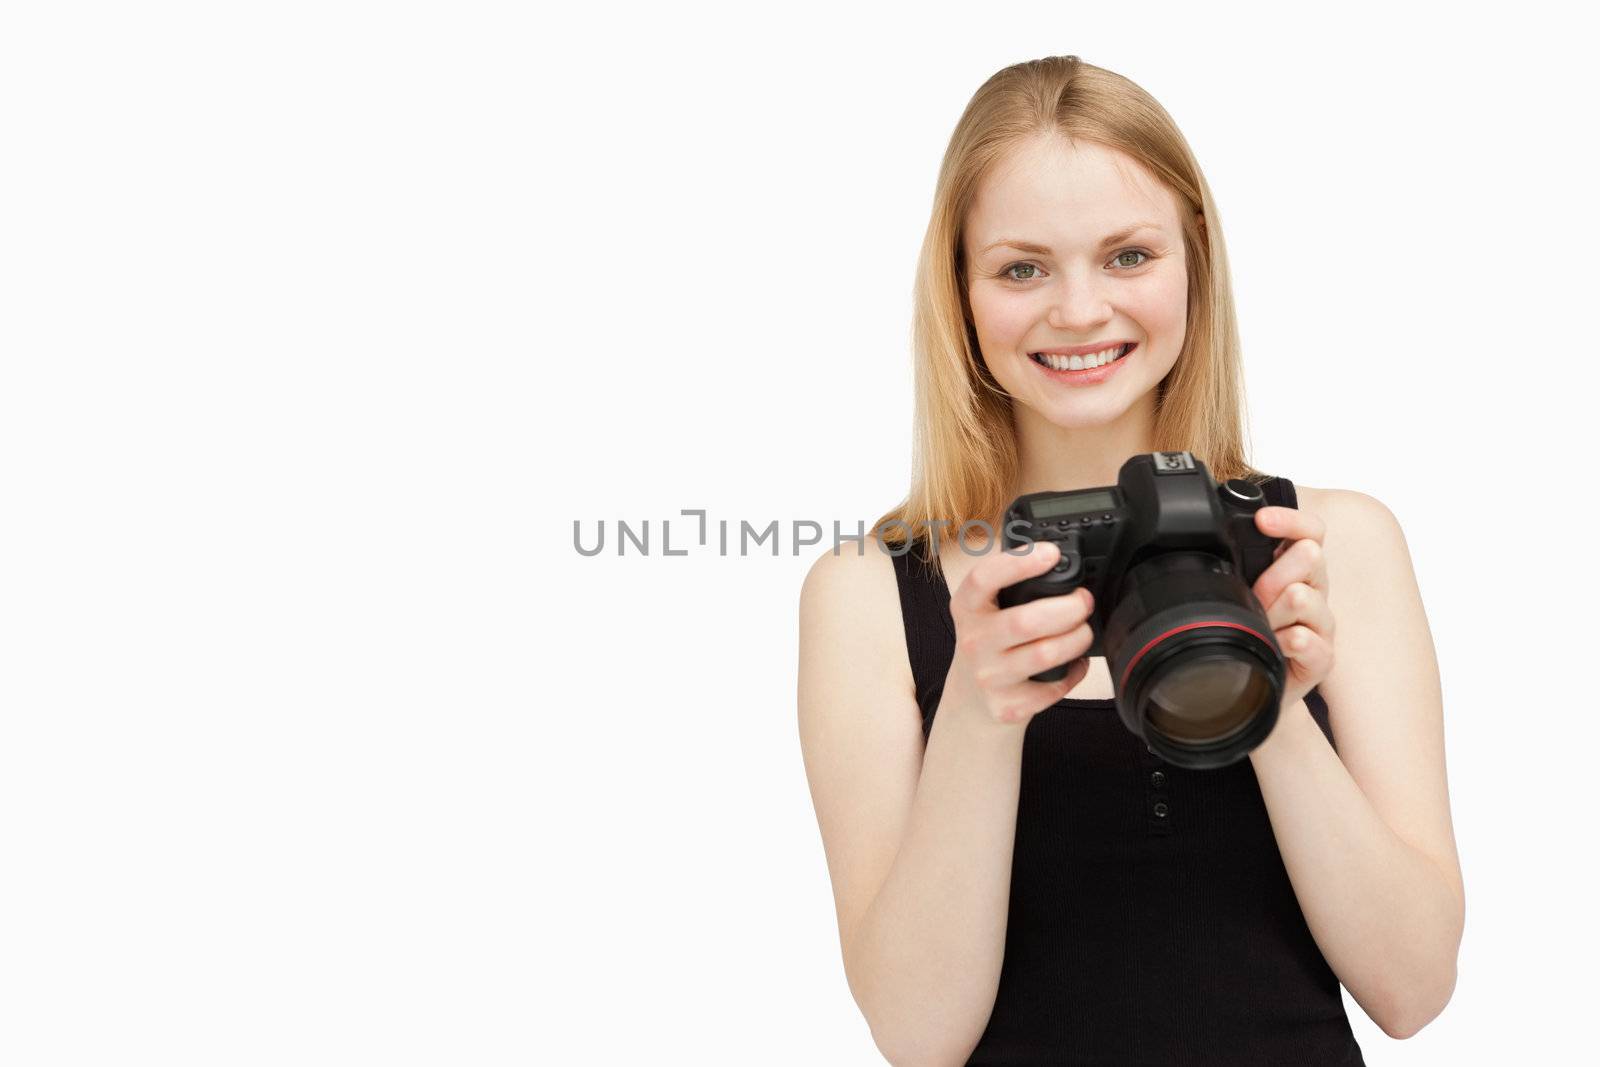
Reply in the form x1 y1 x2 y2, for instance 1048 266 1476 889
1224 478 1264 503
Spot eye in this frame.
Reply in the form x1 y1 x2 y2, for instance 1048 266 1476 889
998 249 1151 283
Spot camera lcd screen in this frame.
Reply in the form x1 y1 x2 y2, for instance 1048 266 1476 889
1032 490 1116 519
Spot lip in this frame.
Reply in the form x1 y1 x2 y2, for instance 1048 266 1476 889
1028 343 1135 386
1030 339 1137 357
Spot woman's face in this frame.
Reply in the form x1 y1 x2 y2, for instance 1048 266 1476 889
962 136 1192 428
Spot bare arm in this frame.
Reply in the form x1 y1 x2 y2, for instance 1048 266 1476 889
798 540 1093 1065
1246 492 1464 1038
841 686 1027 1065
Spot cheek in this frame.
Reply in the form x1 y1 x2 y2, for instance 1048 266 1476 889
968 289 1036 344
1140 271 1189 333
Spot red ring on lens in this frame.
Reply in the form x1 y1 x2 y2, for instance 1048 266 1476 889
1119 620 1275 690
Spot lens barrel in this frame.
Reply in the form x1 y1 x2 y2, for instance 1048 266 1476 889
1102 552 1284 769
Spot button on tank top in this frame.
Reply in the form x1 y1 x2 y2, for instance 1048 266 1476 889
889 475 1366 1066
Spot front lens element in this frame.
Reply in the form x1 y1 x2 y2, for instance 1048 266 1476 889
1145 652 1274 742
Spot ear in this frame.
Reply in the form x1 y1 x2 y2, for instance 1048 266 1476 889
1194 210 1207 236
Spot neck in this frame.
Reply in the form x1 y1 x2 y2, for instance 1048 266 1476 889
1012 390 1160 496
947 391 1164 561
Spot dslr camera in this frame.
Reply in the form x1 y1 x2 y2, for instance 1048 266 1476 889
998 451 1289 769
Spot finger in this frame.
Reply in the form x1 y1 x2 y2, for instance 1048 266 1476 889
1278 625 1334 678
993 656 1092 725
1253 537 1324 611
995 618 1096 684
1279 623 1317 655
993 586 1095 651
1256 505 1325 545
1264 581 1335 637
952 539 1061 617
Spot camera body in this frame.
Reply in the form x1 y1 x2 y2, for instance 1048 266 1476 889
998 451 1289 768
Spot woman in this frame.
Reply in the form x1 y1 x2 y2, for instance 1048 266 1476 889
797 56 1463 1065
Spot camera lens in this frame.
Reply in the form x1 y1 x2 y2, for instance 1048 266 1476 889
1103 551 1285 768
1145 652 1275 743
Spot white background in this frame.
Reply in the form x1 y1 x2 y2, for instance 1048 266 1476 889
3 2 1596 1064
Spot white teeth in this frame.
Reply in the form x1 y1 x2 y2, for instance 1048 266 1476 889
1031 344 1127 371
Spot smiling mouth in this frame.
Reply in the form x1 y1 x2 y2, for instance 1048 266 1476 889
1029 342 1135 372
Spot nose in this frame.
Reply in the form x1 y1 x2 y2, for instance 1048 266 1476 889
1045 266 1114 334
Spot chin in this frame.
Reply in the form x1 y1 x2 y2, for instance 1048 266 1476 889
1036 404 1130 430
1029 375 1146 416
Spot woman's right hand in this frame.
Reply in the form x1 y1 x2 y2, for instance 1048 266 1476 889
945 540 1097 728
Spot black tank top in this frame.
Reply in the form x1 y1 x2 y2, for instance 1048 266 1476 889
890 475 1365 1066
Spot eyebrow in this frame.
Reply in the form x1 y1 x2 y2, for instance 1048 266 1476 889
977 223 1166 257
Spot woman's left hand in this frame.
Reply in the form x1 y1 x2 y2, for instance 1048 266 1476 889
1251 505 1335 712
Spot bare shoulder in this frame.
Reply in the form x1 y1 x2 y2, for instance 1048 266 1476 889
1291 484 1415 630
798 537 914 685
1297 481 1406 514
1293 483 1406 552
1294 482 1331 515
799 535 902 618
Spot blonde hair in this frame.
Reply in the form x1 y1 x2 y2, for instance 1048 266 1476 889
872 55 1269 564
